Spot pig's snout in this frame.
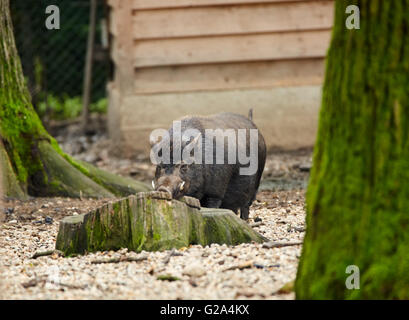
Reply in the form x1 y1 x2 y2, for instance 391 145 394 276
155 179 187 199
157 185 172 197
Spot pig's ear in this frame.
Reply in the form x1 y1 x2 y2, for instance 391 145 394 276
180 163 188 174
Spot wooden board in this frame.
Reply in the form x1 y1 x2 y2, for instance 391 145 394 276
130 0 326 10
133 29 331 67
111 0 135 94
133 58 325 94
111 86 322 156
109 5 118 36
132 1 334 39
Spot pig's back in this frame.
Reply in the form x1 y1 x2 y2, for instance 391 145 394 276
179 112 266 211
180 112 256 132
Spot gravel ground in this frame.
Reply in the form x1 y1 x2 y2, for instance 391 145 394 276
0 117 309 300
0 190 305 300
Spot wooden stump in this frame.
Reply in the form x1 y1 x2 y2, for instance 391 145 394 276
56 192 267 256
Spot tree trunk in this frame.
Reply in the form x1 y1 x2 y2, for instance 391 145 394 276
295 0 409 299
0 0 149 199
0 145 3 222
56 192 267 256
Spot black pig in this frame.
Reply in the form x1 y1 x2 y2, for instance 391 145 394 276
151 111 266 220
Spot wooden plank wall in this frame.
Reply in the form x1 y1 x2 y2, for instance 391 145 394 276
107 0 334 154
108 0 334 94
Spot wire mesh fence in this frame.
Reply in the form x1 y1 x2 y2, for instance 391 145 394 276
10 0 110 120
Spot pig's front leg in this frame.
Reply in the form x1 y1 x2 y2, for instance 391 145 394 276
240 206 249 220
203 197 222 208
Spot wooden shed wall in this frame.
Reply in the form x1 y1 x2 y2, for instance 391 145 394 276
107 0 334 156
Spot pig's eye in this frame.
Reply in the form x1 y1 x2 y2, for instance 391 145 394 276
180 164 188 174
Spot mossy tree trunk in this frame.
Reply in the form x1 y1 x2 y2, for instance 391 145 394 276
0 0 149 199
56 192 267 256
296 0 409 299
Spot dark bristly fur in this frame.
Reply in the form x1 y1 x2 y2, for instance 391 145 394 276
152 111 266 220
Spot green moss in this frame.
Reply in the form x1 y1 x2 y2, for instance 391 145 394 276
60 152 150 196
0 20 49 185
202 215 230 244
129 198 148 252
83 202 134 252
0 100 49 185
157 275 180 282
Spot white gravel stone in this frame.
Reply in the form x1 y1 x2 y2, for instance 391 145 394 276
182 264 207 277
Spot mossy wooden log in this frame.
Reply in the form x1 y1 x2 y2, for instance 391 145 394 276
56 192 267 255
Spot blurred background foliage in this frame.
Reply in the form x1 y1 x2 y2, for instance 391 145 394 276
10 0 110 121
